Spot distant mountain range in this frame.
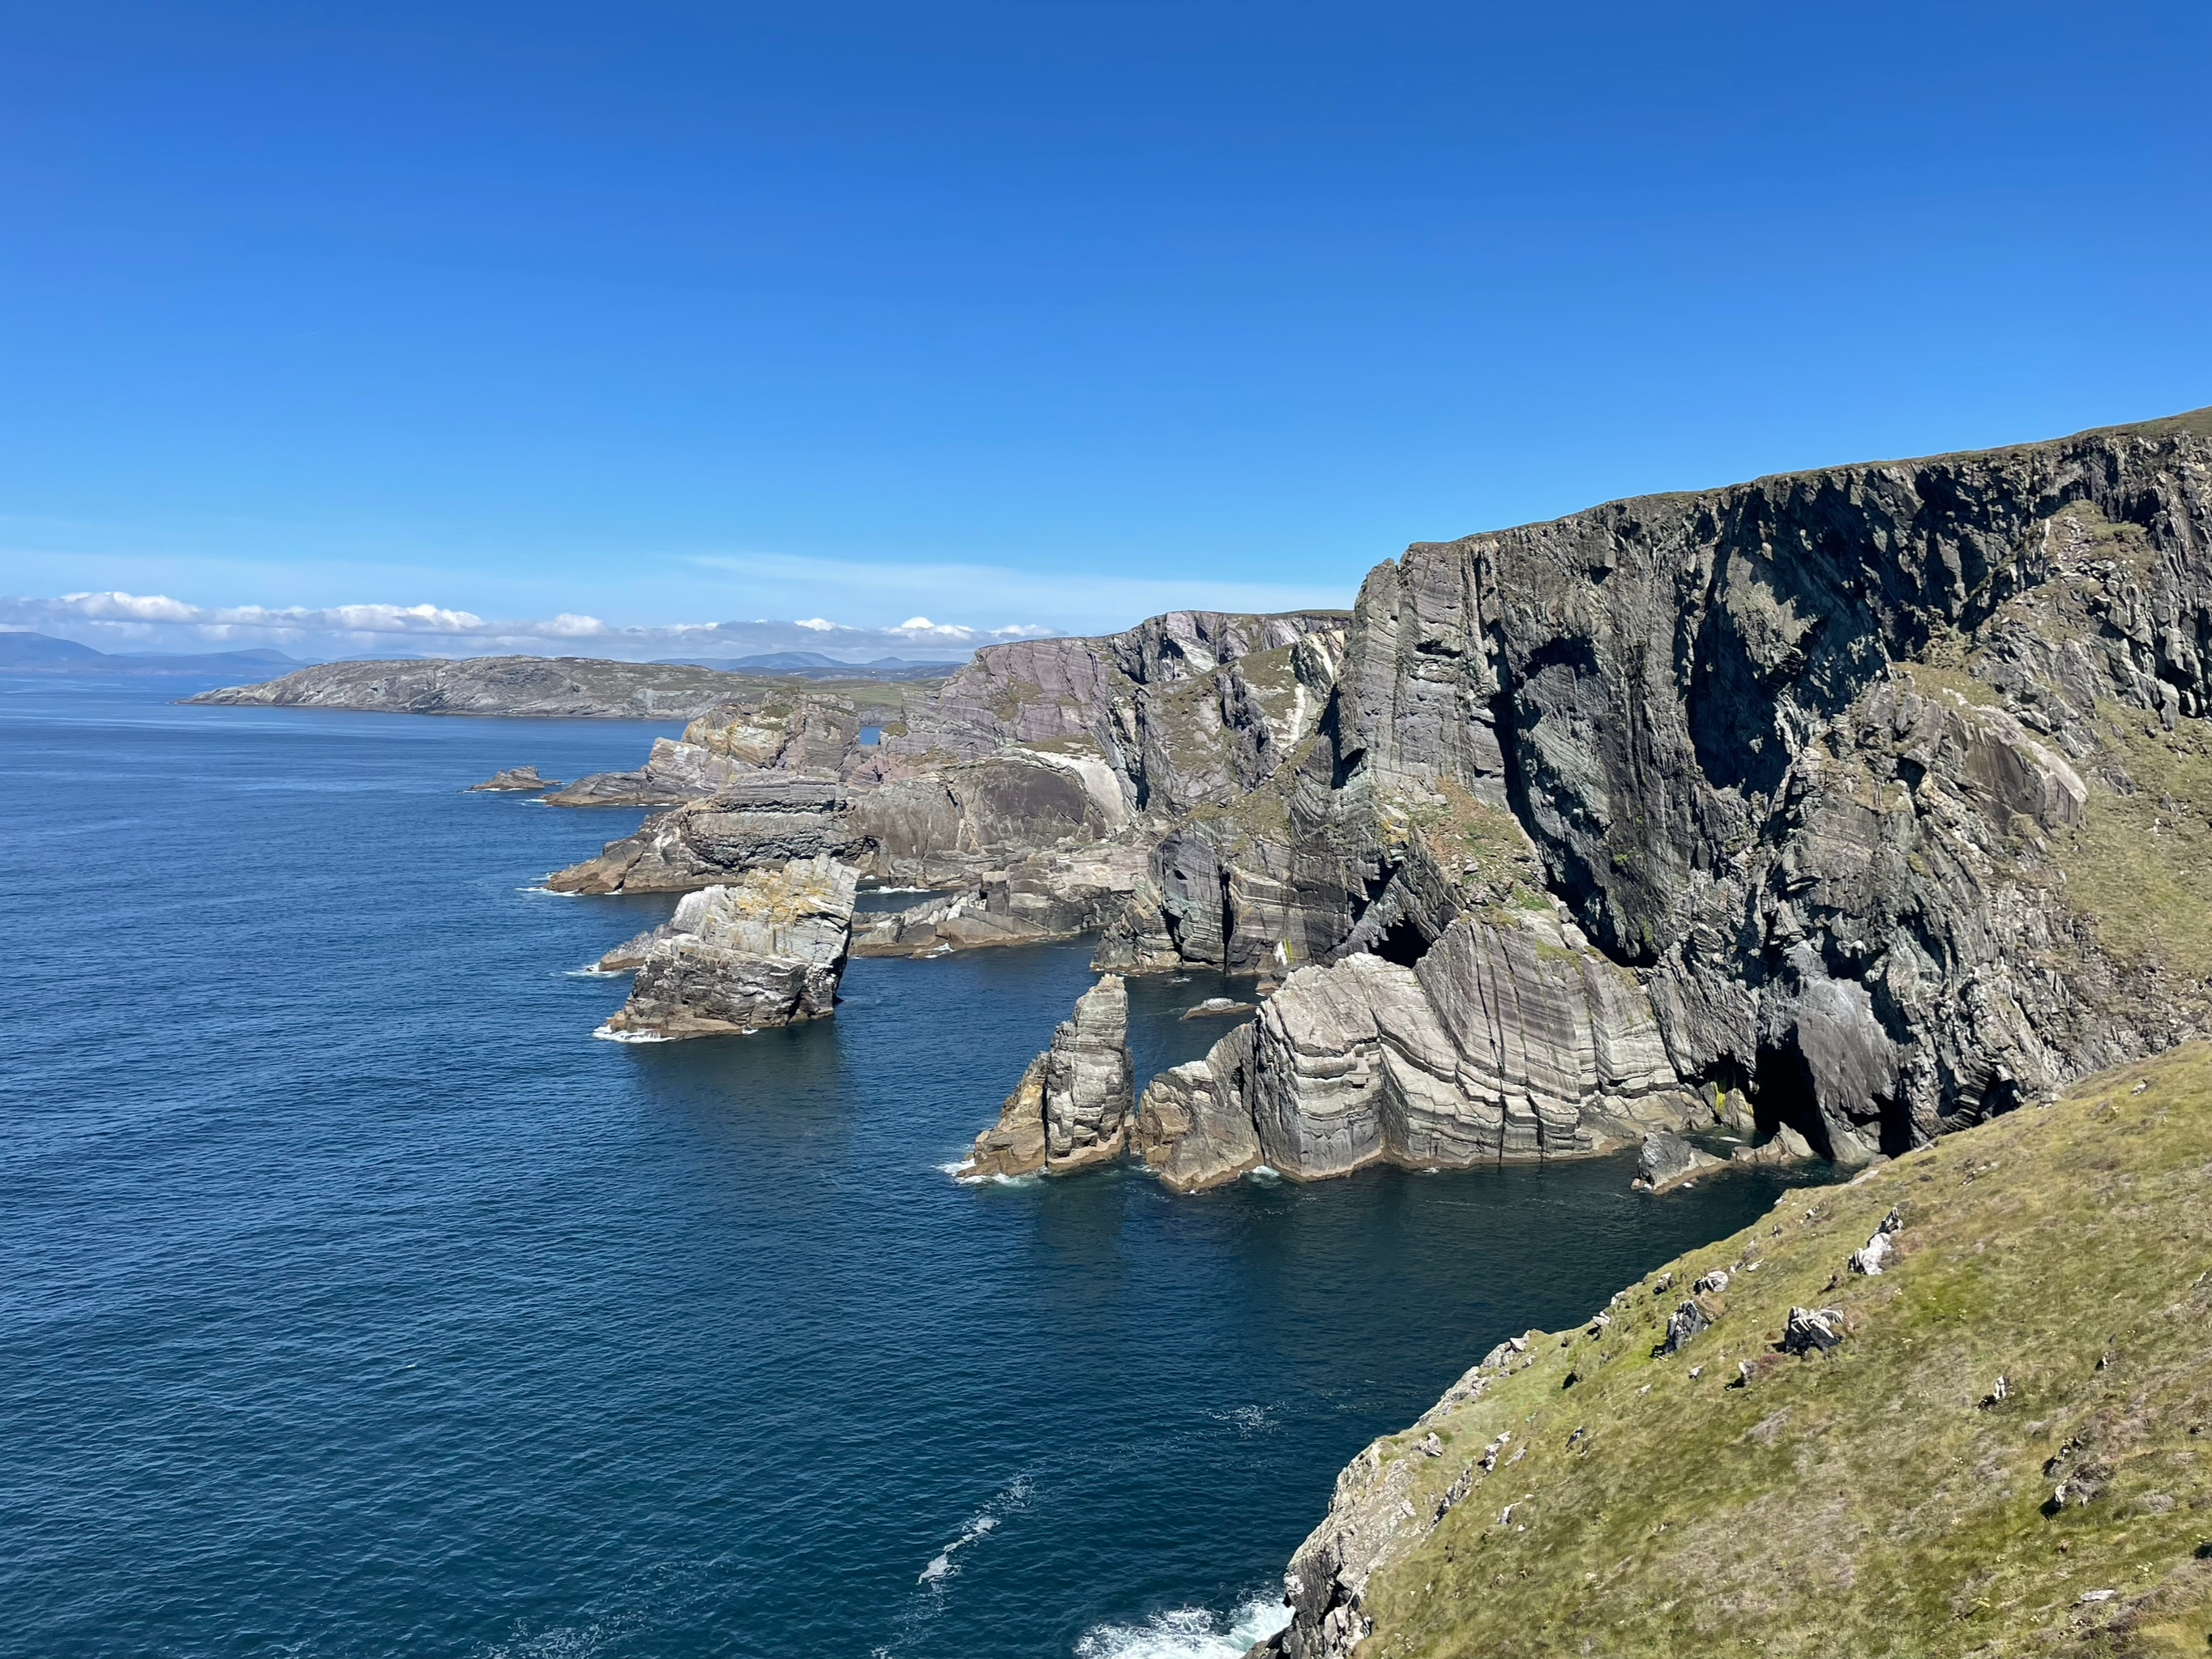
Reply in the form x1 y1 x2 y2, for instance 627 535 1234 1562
652 652 966 682
0 631 310 676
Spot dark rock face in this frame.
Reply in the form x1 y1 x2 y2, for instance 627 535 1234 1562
1311 410 2212 1161
544 776 859 894
1637 1131 1724 1193
550 412 2212 1175
885 610 1349 815
850 840 1157 958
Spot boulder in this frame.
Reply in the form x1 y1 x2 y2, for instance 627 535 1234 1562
1780 1306 1847 1356
597 854 858 1039
1635 1130 1725 1193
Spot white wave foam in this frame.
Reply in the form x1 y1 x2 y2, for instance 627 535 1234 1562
564 965 627 979
1074 1596 1289 1659
916 1477 1032 1586
518 883 587 896
941 1158 1041 1188
1205 1404 1277 1438
592 1024 669 1044
1246 1165 1281 1183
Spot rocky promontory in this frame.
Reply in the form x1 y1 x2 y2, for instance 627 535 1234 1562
960 977 1135 1178
597 854 859 1040
537 409 2212 1185
187 654 920 722
1258 1043 2212 1657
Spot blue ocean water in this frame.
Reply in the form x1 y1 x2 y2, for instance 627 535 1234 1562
0 677 1825 1659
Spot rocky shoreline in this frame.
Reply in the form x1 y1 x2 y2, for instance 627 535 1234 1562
532 409 2212 1187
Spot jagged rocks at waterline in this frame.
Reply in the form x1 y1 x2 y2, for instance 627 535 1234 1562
597 855 858 1039
961 977 1134 1178
468 766 559 793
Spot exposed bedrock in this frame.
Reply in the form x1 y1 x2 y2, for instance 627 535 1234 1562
598 854 858 1039
544 775 858 894
884 609 1348 815
851 839 1165 959
547 746 1136 896
961 976 1135 1178
546 694 863 806
1131 911 1702 1188
1316 411 2212 1158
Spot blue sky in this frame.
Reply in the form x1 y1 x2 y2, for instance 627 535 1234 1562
2 1 2208 658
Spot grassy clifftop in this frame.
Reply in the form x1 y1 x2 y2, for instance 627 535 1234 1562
1324 1044 2212 1658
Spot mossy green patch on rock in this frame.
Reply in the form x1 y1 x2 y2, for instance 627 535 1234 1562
1323 1044 2212 1658
2054 708 2212 984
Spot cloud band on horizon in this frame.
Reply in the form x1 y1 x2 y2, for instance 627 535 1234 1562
0 591 1062 663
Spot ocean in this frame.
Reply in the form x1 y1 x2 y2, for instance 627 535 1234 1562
0 675 1825 1658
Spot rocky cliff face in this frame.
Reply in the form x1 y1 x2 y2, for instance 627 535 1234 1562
561 411 2212 1178
886 610 1349 815
961 976 1135 1178
1311 408 2212 1161
597 854 858 1039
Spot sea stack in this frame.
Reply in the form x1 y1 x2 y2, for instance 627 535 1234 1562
598 854 859 1039
963 976 1134 1178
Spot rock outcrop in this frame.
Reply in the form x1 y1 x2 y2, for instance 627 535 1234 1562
597 854 858 1039
468 766 559 792
1132 911 1703 1185
1258 1044 2212 1659
1634 1129 1724 1192
545 694 865 806
850 839 1160 958
961 977 1135 1178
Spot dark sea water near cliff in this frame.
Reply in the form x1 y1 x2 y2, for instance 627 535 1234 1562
1 676 1829 1659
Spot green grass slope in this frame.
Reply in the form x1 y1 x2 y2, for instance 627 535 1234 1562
1348 1044 2212 1657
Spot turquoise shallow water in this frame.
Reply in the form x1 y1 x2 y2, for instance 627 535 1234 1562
0 676 1825 1658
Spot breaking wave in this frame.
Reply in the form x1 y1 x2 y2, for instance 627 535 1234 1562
592 1024 668 1044
1073 1596 1290 1658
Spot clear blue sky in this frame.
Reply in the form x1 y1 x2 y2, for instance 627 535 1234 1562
3 1 2208 652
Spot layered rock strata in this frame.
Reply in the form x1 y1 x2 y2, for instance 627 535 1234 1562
961 977 1135 1178
558 411 2212 1171
545 694 863 806
851 840 1163 959
1131 910 1702 1189
597 854 858 1039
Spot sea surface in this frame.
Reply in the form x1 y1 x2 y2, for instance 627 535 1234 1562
0 675 1828 1659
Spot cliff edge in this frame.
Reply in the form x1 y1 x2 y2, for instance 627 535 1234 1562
1263 1041 2212 1658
